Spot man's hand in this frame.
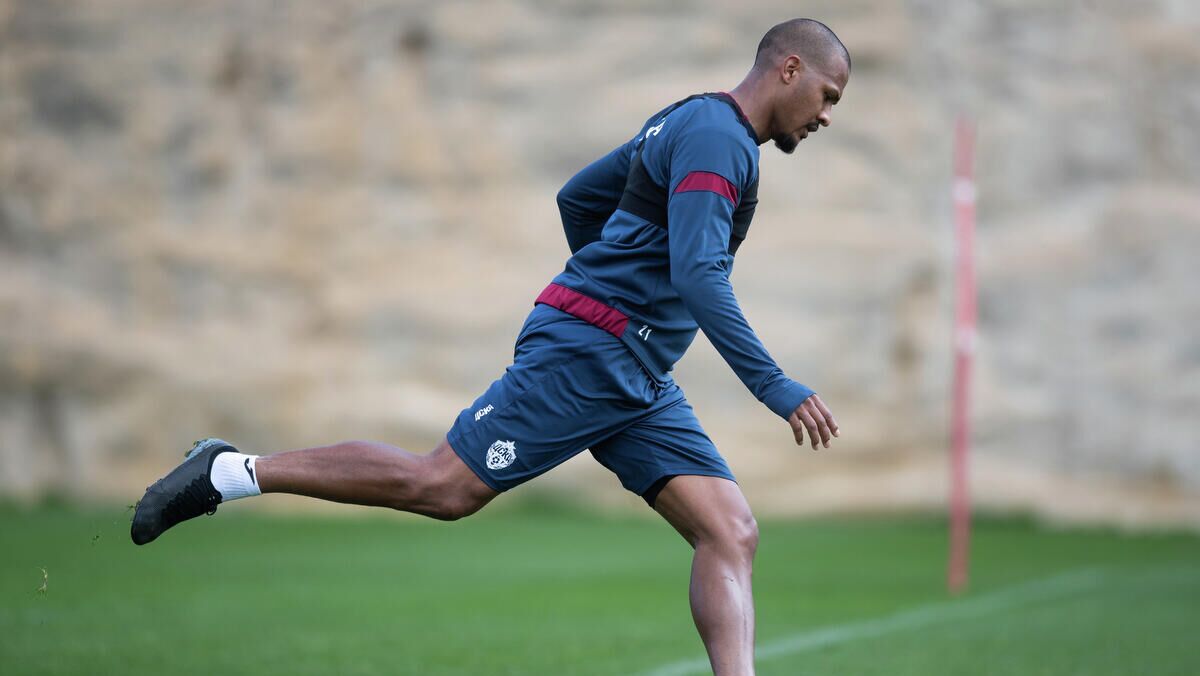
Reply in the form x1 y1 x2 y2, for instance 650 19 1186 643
787 394 839 450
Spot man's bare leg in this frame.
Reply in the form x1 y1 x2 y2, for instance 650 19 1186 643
132 436 497 544
654 475 758 676
256 437 498 520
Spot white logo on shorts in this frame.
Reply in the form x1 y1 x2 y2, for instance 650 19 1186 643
485 440 517 470
474 404 494 421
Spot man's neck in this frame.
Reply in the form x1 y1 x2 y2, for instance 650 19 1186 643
727 76 771 146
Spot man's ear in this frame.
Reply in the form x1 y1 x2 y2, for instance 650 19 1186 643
781 55 805 84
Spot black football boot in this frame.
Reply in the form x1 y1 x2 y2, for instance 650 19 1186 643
130 438 238 545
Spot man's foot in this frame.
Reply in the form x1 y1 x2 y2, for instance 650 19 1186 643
130 438 237 545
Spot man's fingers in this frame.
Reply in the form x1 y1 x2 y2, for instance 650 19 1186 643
807 401 832 448
812 395 839 437
789 396 841 450
788 412 805 446
797 408 821 450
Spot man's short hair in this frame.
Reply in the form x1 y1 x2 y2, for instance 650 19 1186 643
754 18 851 73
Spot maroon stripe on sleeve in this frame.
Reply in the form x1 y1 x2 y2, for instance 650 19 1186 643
535 283 630 337
673 171 738 204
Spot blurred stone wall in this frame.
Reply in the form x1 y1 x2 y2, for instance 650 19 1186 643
1 0 1197 525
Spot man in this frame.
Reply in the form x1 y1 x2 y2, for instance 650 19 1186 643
132 17 848 676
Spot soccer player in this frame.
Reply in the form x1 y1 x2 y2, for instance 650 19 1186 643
133 18 848 676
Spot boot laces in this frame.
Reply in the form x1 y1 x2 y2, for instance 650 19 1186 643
162 475 220 525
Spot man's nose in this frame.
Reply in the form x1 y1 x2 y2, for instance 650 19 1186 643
818 107 832 127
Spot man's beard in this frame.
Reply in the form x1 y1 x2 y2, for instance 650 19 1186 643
773 133 799 154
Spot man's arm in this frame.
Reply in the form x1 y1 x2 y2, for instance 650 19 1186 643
556 139 635 254
666 127 838 447
668 187 811 417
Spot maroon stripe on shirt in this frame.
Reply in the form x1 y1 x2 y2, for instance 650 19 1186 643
535 283 630 338
673 171 739 204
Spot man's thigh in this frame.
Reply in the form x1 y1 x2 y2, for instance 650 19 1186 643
589 392 736 507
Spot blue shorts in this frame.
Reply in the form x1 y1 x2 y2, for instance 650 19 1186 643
446 304 734 505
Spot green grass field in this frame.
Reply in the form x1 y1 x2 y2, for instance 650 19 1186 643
2 500 1197 675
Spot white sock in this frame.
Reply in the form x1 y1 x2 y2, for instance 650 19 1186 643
210 452 262 502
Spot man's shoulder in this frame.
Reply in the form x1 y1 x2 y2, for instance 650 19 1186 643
664 102 758 174
642 95 747 137
670 96 742 126
636 95 759 184
663 99 757 154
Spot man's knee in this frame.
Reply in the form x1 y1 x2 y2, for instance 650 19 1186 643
422 488 489 521
408 441 496 521
701 512 759 562
656 475 759 561
729 512 760 560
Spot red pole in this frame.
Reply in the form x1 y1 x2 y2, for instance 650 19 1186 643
948 117 976 595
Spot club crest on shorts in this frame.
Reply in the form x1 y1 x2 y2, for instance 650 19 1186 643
485 440 517 470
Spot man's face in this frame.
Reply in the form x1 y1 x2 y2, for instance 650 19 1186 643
772 57 849 154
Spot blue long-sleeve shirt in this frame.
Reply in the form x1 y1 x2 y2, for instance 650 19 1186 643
547 93 814 419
